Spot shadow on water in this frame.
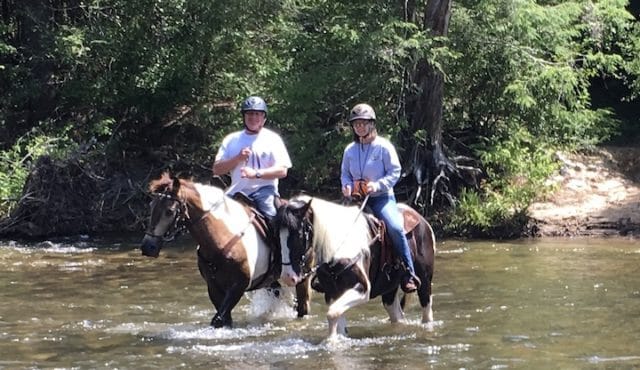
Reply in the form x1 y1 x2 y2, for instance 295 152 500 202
1 236 640 369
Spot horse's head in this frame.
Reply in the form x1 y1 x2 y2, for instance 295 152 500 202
276 196 314 286
140 173 187 258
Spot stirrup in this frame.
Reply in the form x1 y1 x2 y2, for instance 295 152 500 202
401 273 421 293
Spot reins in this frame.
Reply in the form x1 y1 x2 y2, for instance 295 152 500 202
145 191 226 243
144 193 188 242
297 194 378 281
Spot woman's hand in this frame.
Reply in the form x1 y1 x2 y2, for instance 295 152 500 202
366 182 378 193
342 185 352 197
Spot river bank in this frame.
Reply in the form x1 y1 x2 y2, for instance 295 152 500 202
1 146 639 240
528 146 640 238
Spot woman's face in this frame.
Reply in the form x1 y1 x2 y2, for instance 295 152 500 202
351 119 372 136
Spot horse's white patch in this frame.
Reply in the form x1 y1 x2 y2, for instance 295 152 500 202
279 228 299 285
302 197 370 263
194 183 270 281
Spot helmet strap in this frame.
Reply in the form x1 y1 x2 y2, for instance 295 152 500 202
243 112 265 134
355 123 375 143
244 125 260 134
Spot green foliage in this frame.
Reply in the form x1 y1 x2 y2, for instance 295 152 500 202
0 0 638 236
0 131 76 216
445 127 559 236
446 0 632 146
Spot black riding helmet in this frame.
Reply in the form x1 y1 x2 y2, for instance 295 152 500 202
241 96 268 115
241 96 268 134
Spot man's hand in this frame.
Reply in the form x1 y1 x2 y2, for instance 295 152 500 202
240 166 259 179
237 147 252 163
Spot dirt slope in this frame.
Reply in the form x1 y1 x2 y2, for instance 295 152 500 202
528 146 640 237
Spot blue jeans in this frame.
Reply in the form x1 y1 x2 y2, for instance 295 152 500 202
367 194 415 275
247 185 278 219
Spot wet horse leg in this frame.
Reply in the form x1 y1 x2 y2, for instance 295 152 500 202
209 285 245 328
326 284 369 337
410 223 435 324
417 273 433 323
382 288 406 323
294 278 311 318
320 261 370 337
198 257 246 328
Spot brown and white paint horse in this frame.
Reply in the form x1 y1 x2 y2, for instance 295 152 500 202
140 172 310 328
276 195 435 339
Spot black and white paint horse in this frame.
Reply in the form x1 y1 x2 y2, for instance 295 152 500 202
276 195 435 338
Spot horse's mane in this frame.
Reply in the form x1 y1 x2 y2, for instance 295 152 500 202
277 195 311 231
148 171 228 213
292 195 371 263
148 171 174 193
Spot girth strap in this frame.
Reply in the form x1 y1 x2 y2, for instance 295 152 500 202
221 212 256 253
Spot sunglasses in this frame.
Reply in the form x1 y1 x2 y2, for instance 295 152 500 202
351 120 371 127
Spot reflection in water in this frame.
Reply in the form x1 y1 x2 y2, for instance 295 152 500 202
1 237 640 369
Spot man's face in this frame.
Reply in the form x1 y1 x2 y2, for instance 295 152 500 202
244 111 266 132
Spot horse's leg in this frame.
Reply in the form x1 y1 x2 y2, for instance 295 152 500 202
198 257 247 328
414 253 434 323
413 222 435 324
326 285 369 337
210 284 246 328
382 288 405 323
336 315 348 336
294 278 311 318
417 274 433 323
198 258 227 326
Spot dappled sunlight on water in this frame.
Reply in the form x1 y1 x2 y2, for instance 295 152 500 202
1 236 639 368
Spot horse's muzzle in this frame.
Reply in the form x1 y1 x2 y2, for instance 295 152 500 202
280 269 302 287
140 235 161 258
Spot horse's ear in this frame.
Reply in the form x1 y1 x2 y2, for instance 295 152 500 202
171 176 181 193
301 198 313 216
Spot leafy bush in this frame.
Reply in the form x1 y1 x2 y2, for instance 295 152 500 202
0 130 75 217
445 127 558 237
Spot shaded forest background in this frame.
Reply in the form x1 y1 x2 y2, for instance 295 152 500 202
0 0 638 239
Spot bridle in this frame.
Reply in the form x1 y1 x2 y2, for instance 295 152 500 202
282 196 375 282
144 191 216 242
282 215 316 279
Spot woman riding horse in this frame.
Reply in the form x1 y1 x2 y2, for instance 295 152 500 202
277 194 435 338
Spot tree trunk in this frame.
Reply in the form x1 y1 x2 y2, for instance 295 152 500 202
402 0 474 215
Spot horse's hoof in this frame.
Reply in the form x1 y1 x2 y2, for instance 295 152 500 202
296 305 309 318
211 315 230 328
267 287 281 298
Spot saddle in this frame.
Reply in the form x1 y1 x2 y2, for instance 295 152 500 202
230 192 280 249
229 192 284 290
364 204 422 274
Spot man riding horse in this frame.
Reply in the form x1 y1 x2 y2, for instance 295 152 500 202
212 96 291 225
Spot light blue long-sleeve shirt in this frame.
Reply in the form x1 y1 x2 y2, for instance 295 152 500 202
340 136 401 197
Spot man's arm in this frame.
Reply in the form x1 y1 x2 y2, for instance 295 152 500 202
213 155 243 175
241 165 288 179
213 147 252 175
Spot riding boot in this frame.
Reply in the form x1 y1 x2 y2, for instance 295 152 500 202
401 271 421 293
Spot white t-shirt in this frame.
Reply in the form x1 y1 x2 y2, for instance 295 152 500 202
215 127 292 195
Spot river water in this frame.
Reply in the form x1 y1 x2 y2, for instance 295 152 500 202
1 236 639 369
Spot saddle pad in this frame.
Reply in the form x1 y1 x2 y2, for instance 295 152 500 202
398 203 420 233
